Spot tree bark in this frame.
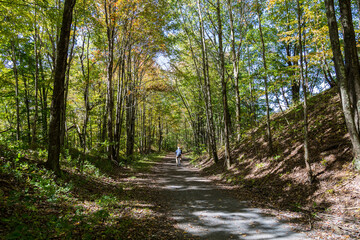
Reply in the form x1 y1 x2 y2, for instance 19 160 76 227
32 8 39 147
80 31 91 153
325 0 360 170
216 0 231 167
115 46 126 160
11 41 20 141
227 0 242 142
180 18 204 153
60 17 77 151
339 0 360 132
158 117 162 152
256 0 273 154
297 0 313 183
197 0 219 163
46 0 76 175
126 49 136 157
23 76 31 144
284 0 300 104
104 0 116 161
39 38 48 142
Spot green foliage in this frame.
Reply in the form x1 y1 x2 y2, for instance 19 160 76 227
96 194 118 207
0 142 168 239
255 163 265 169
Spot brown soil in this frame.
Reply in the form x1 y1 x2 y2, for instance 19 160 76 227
193 89 360 239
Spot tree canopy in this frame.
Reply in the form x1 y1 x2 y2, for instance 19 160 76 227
1 0 360 172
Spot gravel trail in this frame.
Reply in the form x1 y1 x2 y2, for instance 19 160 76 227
153 154 309 240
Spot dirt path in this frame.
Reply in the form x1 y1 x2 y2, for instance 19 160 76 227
152 154 309 240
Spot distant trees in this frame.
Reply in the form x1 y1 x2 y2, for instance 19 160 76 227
1 0 360 173
0 0 171 171
169 0 360 172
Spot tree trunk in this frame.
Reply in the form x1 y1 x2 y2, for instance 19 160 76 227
284 0 300 104
216 0 231 168
115 49 126 160
158 116 162 152
247 44 255 127
197 0 219 163
80 31 91 153
11 41 20 141
46 0 76 175
23 77 31 144
227 0 242 142
339 0 360 133
141 101 146 153
256 0 273 154
126 50 136 157
60 18 76 151
325 0 360 170
39 41 48 142
41 87 48 142
297 0 313 183
281 86 290 108
322 58 336 88
104 0 116 162
101 103 107 143
180 19 204 154
32 9 39 147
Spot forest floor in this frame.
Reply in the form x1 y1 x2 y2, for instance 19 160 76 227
0 146 358 239
0 149 185 239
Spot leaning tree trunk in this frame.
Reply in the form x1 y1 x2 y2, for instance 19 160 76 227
46 0 76 175
325 0 360 170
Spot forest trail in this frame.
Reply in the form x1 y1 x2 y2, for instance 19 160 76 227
153 154 308 240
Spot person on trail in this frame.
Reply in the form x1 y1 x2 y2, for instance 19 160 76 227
175 147 182 166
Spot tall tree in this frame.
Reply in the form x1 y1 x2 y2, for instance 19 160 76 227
325 0 360 170
256 0 273 154
104 0 116 161
216 0 231 167
32 7 39 146
197 0 219 163
10 41 20 141
297 0 313 182
227 0 246 142
46 0 77 174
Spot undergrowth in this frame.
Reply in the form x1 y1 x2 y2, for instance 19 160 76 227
0 143 166 239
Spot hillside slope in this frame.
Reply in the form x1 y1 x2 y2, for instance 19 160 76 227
194 88 360 239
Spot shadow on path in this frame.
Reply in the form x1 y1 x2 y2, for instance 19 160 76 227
152 154 309 240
